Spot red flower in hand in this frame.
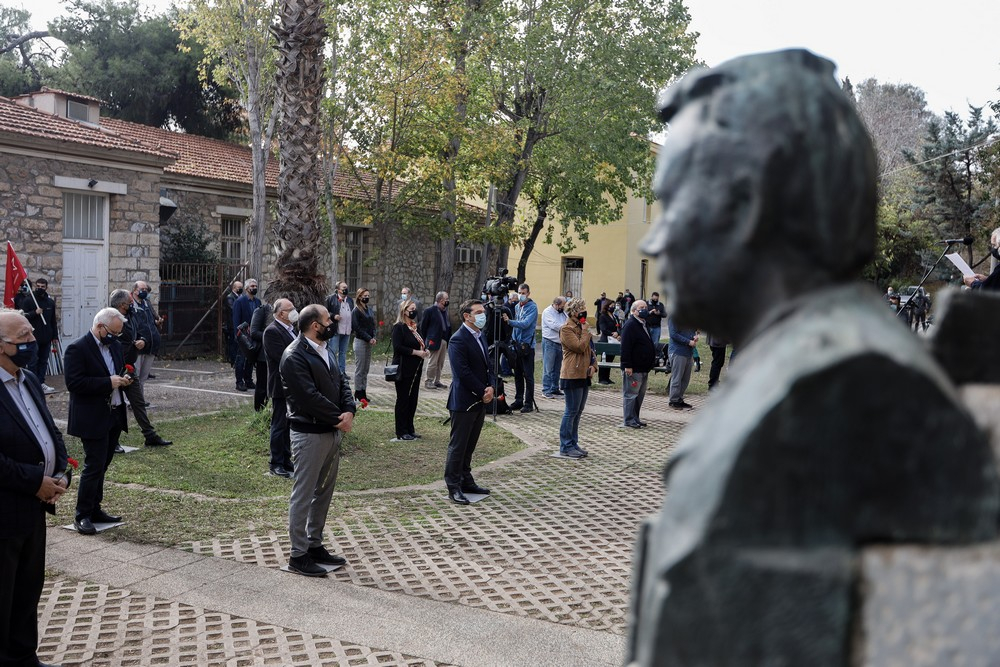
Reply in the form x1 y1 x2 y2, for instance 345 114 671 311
428 339 434 346
360 398 369 409
378 320 385 326
67 457 79 469
125 364 135 374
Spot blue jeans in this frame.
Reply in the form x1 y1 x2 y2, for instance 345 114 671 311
647 326 661 345
622 371 648 426
541 339 563 395
332 333 351 375
559 385 589 452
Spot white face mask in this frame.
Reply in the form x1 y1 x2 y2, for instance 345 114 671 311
287 309 299 324
473 312 487 329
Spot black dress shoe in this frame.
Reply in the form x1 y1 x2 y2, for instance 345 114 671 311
236 381 247 392
245 380 256 389
270 466 292 478
449 489 471 505
409 433 422 439
92 510 123 523
114 444 126 453
508 401 524 412
145 435 172 447
462 484 491 495
434 382 448 389
74 518 97 535
308 545 347 566
287 555 328 577
520 404 534 414
147 373 157 379
399 434 416 441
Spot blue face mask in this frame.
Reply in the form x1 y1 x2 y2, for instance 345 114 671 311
473 313 487 329
637 308 649 319
518 293 527 302
4 340 37 368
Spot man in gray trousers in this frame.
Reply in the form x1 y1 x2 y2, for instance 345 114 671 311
279 304 357 577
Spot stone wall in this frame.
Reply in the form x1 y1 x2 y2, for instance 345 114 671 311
0 154 162 307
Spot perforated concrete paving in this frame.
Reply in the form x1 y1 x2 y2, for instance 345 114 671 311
40 360 703 665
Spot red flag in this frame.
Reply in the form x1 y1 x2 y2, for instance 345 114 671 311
4 241 28 308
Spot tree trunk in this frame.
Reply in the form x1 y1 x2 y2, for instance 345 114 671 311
245 49 273 283
270 0 328 307
516 187 550 283
494 124 543 269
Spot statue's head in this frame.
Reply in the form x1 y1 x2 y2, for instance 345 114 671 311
642 49 877 340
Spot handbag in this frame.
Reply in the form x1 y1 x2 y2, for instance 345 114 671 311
236 321 257 355
384 363 400 382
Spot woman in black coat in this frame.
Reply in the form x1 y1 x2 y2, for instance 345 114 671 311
391 299 430 440
597 300 620 385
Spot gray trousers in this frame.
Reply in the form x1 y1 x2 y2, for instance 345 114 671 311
288 429 342 557
668 353 694 403
425 343 447 386
622 371 648 426
353 338 372 391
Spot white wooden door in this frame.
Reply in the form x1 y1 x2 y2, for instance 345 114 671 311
62 242 107 340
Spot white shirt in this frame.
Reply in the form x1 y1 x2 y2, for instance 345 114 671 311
1 366 58 476
305 336 332 368
541 305 568 342
90 331 122 406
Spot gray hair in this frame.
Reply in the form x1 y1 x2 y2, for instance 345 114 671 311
109 289 131 311
552 296 566 306
93 307 125 328
245 278 258 287
436 291 448 303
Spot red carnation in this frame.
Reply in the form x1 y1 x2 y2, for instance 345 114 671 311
360 398 369 409
125 364 135 374
378 320 384 326
67 457 79 469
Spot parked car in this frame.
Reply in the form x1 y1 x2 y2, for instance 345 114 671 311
899 286 931 310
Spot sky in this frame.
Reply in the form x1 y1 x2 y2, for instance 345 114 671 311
16 0 1000 117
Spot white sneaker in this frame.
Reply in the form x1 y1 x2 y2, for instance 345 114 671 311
41 383 57 394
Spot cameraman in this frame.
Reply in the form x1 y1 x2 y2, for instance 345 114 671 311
502 283 538 413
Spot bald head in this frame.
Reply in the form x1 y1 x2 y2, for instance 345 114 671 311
0 309 35 373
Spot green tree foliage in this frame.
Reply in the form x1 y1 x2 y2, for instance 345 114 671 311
905 106 998 263
49 0 242 137
162 222 221 263
0 7 57 96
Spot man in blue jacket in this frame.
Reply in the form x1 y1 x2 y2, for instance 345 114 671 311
503 283 538 413
232 278 262 392
667 317 699 409
445 300 495 504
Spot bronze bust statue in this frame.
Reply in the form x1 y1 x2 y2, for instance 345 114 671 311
629 49 1000 666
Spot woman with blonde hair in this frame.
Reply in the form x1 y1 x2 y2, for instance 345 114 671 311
390 299 430 440
351 287 377 403
559 298 597 458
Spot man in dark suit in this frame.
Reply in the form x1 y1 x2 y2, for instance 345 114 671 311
444 299 495 505
0 309 69 667
14 277 58 393
64 307 133 536
263 298 297 478
420 291 452 390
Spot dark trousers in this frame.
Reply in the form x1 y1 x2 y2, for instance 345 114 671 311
32 339 52 384
224 329 237 365
709 344 727 388
123 379 156 439
235 351 254 384
513 345 536 408
394 373 421 437
0 511 44 666
76 413 124 520
254 360 268 411
269 397 292 470
445 406 486 490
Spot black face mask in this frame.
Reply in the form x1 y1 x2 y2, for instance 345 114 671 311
443 301 450 308
34 289 47 300
4 340 37 368
235 288 244 295
137 290 149 300
341 288 348 295
407 310 417 319
361 297 370 304
317 322 336 341
578 311 588 321
247 287 258 296
99 326 119 346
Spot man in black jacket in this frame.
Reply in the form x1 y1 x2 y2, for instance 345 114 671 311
109 289 171 448
420 291 452 390
619 300 656 429
0 309 69 667
263 298 297 478
65 308 133 535
14 277 58 393
279 304 357 577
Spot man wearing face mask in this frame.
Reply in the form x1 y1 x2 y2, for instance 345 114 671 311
14 277 59 394
64 308 133 535
646 292 666 345
420 291 452 390
109 289 172 448
963 227 1000 290
501 283 538 413
279 304 356 576
444 300 495 504
540 296 568 399
399 286 421 310
223 280 243 366
0 309 69 667
232 278 262 392
263 298 298 478
130 280 162 383
324 281 354 375
619 300 656 428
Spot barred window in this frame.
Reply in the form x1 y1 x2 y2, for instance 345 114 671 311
220 217 246 263
62 192 105 240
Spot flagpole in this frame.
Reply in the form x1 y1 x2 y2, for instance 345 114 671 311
22 278 47 326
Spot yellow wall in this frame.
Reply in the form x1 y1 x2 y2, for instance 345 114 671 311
522 144 664 305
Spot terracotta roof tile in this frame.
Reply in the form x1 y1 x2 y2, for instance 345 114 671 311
0 97 175 160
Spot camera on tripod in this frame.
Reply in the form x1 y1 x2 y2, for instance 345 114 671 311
482 268 519 302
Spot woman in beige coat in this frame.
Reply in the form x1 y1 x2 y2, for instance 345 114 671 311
559 298 598 458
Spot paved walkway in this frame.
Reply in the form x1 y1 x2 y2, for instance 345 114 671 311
37 360 705 666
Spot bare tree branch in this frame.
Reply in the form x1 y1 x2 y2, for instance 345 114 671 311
0 30 49 56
